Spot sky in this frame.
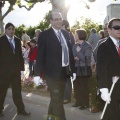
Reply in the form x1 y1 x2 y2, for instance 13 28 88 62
2 0 120 28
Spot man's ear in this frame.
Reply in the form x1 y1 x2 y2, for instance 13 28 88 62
107 28 111 35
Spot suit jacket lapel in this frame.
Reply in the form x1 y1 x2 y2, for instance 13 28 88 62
48 28 62 47
107 37 119 59
4 35 13 53
5 35 16 55
48 28 71 52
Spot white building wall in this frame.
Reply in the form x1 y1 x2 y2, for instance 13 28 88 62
104 4 120 24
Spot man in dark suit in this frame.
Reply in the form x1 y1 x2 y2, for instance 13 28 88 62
97 18 120 120
0 23 30 117
34 12 76 120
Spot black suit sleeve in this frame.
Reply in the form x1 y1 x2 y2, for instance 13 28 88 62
68 40 75 73
18 38 24 71
34 32 46 76
97 43 108 88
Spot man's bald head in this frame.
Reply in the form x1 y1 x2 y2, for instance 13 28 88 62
49 12 63 30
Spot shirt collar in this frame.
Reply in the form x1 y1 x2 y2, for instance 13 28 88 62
52 27 61 34
110 36 118 46
6 34 14 41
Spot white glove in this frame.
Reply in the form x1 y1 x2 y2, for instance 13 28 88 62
100 88 111 104
33 76 43 86
21 71 24 79
70 73 76 82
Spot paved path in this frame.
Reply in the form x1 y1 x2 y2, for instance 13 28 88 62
0 88 101 120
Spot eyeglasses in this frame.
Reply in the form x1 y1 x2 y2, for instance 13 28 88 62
52 18 62 21
112 26 120 30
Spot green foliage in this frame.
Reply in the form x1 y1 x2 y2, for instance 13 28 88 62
27 26 36 39
15 24 26 39
16 0 21 5
15 11 50 39
15 13 102 42
81 18 99 36
27 2 33 6
71 17 102 38
37 11 51 31
71 21 81 33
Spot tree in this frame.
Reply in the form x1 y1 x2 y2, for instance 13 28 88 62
71 17 102 38
81 17 100 36
1 0 40 34
15 24 25 38
15 11 50 39
1 0 97 34
71 20 81 33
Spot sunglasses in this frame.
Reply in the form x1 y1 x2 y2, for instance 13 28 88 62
112 26 120 30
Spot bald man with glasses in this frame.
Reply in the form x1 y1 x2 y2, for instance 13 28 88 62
97 18 120 120
34 12 76 120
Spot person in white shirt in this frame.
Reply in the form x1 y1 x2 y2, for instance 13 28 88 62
23 41 31 64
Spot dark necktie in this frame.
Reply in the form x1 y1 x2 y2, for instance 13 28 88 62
57 31 68 65
9 39 15 54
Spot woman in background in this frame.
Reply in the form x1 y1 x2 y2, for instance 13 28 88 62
72 29 92 110
98 30 104 39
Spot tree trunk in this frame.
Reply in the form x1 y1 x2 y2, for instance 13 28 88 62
50 0 68 20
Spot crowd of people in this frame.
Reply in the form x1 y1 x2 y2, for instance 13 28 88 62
0 12 120 120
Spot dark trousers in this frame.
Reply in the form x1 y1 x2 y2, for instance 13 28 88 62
0 73 25 112
73 76 89 106
102 80 120 120
63 78 72 101
102 100 120 120
46 68 67 120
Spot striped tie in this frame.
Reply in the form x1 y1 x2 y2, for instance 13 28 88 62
57 31 68 65
9 39 15 54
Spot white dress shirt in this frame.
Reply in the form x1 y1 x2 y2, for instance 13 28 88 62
6 35 15 48
110 36 119 52
52 27 69 67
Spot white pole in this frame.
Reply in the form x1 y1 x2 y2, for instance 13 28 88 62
100 76 119 120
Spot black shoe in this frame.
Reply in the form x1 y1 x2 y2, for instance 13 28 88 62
79 106 88 110
0 111 3 117
72 103 81 107
17 110 31 116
